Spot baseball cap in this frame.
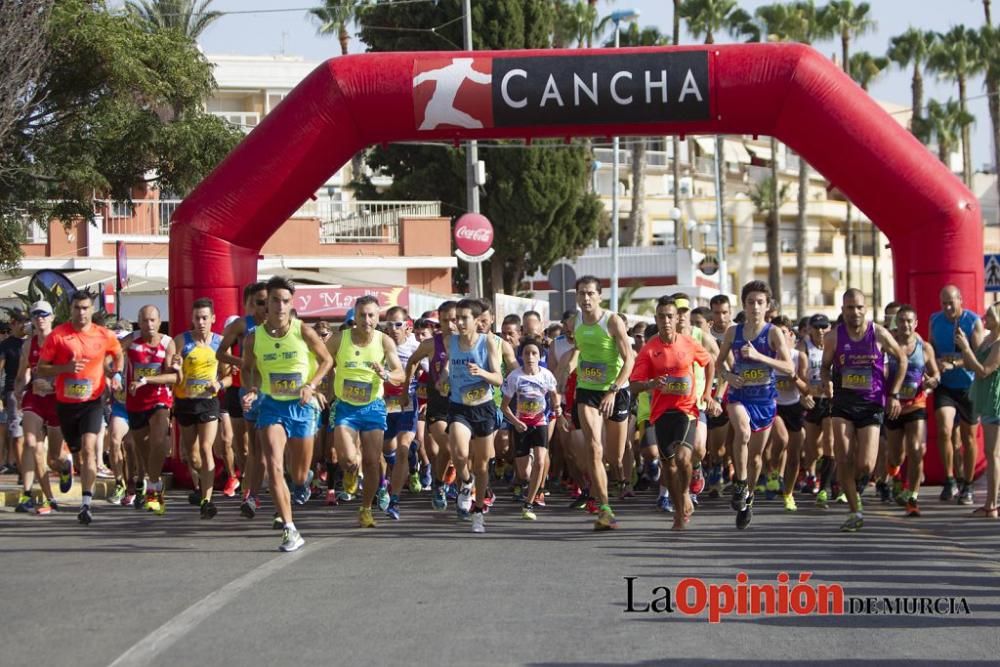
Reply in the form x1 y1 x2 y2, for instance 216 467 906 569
30 301 53 316
344 307 356 324
809 314 831 329
224 315 240 328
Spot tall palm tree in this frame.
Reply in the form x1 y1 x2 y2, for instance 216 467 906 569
928 25 982 186
979 25 1000 222
749 175 790 301
986 0 993 25
679 0 756 45
672 0 683 246
926 98 975 166
887 28 937 141
849 50 889 310
310 0 366 56
125 0 222 39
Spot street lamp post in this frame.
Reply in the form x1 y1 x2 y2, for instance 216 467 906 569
609 9 639 313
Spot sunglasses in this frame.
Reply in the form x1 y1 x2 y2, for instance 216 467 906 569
387 321 406 329
31 312 51 318
255 300 267 306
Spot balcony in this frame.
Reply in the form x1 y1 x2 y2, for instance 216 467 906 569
96 199 181 237
210 111 260 133
315 200 441 244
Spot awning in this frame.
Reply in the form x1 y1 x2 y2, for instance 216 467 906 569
724 140 752 164
694 137 716 156
747 143 774 161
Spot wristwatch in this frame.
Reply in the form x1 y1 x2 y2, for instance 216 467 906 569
608 383 620 394
890 392 901 400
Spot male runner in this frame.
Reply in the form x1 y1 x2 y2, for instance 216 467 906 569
706 294 734 497
929 285 983 504
768 316 809 511
716 281 793 529
572 276 635 530
0 311 28 480
822 288 907 532
384 306 420 519
326 295 403 528
242 276 333 551
799 314 834 506
37 290 124 525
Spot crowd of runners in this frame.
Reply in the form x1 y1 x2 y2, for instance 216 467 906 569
2 275 999 552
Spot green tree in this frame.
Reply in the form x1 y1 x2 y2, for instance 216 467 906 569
356 0 601 294
887 28 937 141
0 0 242 271
749 175 790 303
928 25 981 186
926 98 974 165
310 0 367 56
978 25 1000 223
822 1 876 74
125 0 222 39
679 0 758 44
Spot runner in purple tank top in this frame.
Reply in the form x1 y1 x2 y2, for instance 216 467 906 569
716 280 793 530
821 288 907 533
404 301 458 512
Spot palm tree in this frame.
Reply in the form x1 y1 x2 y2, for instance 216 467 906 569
679 0 756 45
979 26 1000 222
887 28 937 141
928 25 982 187
310 1 366 56
926 98 975 166
749 175 790 300
672 0 683 245
125 0 222 39
986 0 993 25
822 1 876 74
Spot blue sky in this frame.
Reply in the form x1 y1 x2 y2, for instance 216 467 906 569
193 0 995 168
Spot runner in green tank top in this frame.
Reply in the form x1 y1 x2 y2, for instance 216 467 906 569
477 299 518 506
241 276 333 552
572 275 635 531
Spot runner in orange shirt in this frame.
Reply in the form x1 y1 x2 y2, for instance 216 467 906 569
36 290 124 525
630 296 719 530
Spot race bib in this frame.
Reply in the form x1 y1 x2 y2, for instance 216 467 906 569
517 398 544 418
343 379 373 404
659 376 691 396
269 372 303 398
416 384 428 400
578 360 609 386
842 368 873 392
740 365 770 387
776 376 795 392
385 394 403 413
64 378 92 401
899 381 920 400
113 387 126 404
461 383 490 406
185 378 212 397
135 363 160 379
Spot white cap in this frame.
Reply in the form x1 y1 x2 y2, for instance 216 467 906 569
224 315 240 328
29 301 53 316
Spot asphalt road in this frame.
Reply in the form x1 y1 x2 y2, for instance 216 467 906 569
2 479 999 667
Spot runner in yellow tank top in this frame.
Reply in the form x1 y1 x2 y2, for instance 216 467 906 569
325 295 404 529
241 276 333 552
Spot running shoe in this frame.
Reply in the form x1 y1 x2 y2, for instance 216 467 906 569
122 492 136 508
48 499 60 512
730 482 749 512
892 478 904 503
706 464 721 489
584 498 600 514
649 460 661 483
621 483 636 499
108 482 126 505
512 484 525 503
35 499 53 515
736 494 754 530
958 486 974 506
483 488 495 509
188 490 201 506
292 485 310 506
939 478 956 502
443 465 457 485
59 459 73 494
754 474 767 495
222 476 241 498
409 471 422 494
521 505 537 521
279 527 305 552
133 489 146 510
897 488 912 507
567 495 590 510
272 513 285 529
386 499 400 520
15 493 34 513
765 473 781 500
905 497 921 517
876 480 890 503
594 507 618 531
325 489 339 506
690 467 706 496
336 490 354 502
200 499 217 519
153 493 166 516
471 510 486 533
533 492 546 507
343 468 360 496
77 505 93 525
840 512 864 532
375 484 390 512
136 479 147 498
657 495 674 513
143 491 161 513
457 480 473 513
707 481 723 499
783 493 797 512
359 506 376 528
419 464 432 490
240 497 257 519
691 493 699 507
815 489 830 508
97 465 114 480
432 485 447 511
834 492 848 504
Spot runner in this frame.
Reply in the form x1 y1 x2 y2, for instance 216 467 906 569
706 294 734 497
124 305 176 514
106 320 135 504
798 314 834 506
767 316 809 512
630 297 718 530
36 290 124 525
0 310 28 483
885 304 939 517
929 285 984 504
501 336 561 521
242 276 333 550
216 281 268 518
441 298 503 533
12 301 59 514
383 306 420 520
676 299 719 505
822 288 908 532
326 295 403 529
572 275 635 531
172 299 230 518
716 281 794 529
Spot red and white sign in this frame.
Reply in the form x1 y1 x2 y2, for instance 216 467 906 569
292 286 409 319
413 57 493 131
454 213 494 257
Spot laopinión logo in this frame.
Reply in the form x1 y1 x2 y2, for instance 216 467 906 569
623 573 972 624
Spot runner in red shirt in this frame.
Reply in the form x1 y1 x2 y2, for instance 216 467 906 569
630 296 720 530
37 290 124 525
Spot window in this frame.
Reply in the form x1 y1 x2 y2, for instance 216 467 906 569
650 219 676 247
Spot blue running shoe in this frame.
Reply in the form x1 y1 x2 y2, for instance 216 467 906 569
657 495 674 513
59 459 73 494
432 485 447 511
376 484 390 512
420 464 432 490
386 499 400 520
456 507 470 521
446 483 458 501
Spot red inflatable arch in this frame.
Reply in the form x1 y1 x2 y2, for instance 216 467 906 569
169 43 983 481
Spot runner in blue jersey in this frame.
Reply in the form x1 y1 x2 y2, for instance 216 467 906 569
928 285 984 504
383 306 420 520
716 280 794 530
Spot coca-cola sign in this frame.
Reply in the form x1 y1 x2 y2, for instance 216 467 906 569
454 213 494 257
